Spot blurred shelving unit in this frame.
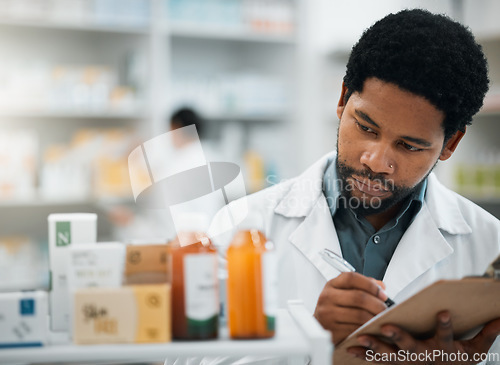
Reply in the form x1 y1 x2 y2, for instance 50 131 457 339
0 0 307 313
0 1 155 308
168 23 297 44
0 18 149 34
435 0 500 219
161 0 302 188
0 302 332 365
0 110 148 120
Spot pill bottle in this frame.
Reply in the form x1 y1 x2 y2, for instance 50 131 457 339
226 213 277 339
170 213 219 340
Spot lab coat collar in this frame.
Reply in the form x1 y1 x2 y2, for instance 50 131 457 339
288 195 344 280
275 151 343 280
274 151 335 218
425 173 472 235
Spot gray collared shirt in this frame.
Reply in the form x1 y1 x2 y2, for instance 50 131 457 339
322 157 427 280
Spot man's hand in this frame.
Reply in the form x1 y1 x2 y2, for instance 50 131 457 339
347 311 500 364
313 272 390 345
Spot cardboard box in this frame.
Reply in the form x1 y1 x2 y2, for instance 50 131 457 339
73 284 171 344
48 213 97 332
67 242 125 289
0 291 48 348
124 244 169 284
67 242 126 335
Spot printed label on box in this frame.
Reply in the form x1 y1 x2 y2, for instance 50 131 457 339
56 221 71 246
20 299 35 316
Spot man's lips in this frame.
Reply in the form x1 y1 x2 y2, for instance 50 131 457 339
351 177 390 197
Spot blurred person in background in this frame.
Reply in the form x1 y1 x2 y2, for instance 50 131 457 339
111 106 220 242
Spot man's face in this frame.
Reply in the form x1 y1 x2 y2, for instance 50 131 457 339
336 77 458 216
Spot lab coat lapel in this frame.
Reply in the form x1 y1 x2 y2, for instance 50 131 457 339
383 201 454 298
289 196 343 280
274 152 342 280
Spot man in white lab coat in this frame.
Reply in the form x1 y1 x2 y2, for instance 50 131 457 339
233 9 500 365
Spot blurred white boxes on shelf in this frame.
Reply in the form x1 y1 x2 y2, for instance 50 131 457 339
0 0 150 27
0 129 38 200
171 73 290 117
168 0 294 34
40 128 136 200
67 242 125 289
0 236 49 292
93 0 150 26
48 213 97 332
0 291 48 348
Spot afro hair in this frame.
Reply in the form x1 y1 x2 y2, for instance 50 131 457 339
344 9 489 142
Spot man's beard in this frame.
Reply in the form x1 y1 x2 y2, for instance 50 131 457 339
336 158 420 217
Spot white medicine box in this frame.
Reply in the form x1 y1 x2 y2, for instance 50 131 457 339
0 291 48 348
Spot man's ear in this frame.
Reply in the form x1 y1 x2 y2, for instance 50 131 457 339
337 82 348 119
439 128 466 161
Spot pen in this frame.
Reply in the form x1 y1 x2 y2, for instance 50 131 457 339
320 248 396 307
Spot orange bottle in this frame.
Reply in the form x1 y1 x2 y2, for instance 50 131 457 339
170 215 219 340
226 215 277 339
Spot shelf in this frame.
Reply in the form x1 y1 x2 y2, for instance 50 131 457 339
0 302 332 365
168 23 296 44
0 109 148 120
204 113 287 122
0 196 133 208
0 18 150 35
479 93 500 116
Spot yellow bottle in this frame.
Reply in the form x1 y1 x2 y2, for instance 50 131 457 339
226 214 277 339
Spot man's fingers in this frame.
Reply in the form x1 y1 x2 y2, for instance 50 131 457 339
330 323 362 345
435 311 455 353
330 306 375 326
346 346 369 361
356 335 399 360
468 317 500 354
380 325 420 354
328 272 389 302
335 288 388 316
375 279 386 290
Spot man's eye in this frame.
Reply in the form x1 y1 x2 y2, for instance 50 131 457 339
402 142 422 152
356 122 374 133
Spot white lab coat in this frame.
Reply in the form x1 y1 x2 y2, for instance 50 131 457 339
222 151 500 364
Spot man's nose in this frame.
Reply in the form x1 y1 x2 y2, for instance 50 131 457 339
359 143 394 175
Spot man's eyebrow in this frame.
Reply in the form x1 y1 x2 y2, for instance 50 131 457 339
400 135 432 147
355 109 432 147
355 110 380 128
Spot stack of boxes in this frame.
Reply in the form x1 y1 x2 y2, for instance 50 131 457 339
0 212 172 348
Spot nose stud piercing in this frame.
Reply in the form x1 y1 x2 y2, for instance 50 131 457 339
389 164 393 169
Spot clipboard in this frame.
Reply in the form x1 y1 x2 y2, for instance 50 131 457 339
334 278 500 365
